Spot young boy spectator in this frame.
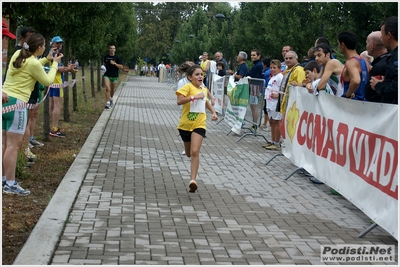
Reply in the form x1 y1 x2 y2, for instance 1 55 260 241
304 61 334 95
216 61 226 77
263 60 283 151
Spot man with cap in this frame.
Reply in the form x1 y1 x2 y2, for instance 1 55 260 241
2 22 16 103
48 35 78 137
2 22 16 40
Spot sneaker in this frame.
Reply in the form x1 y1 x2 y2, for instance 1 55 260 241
182 150 186 155
25 148 36 160
30 138 44 147
28 143 34 149
331 188 342 196
189 180 198 193
109 99 113 107
2 181 6 187
309 177 324 184
264 144 281 151
105 102 111 109
250 125 258 134
3 182 31 196
261 126 270 132
50 128 66 138
262 142 274 148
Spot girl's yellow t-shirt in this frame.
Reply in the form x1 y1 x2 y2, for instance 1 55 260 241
176 83 209 131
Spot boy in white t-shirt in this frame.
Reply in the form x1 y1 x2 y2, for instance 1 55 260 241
263 59 284 150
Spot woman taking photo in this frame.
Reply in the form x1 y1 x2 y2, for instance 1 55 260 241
2 33 63 196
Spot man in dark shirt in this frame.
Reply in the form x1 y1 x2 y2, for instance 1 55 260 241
370 16 398 104
364 31 389 102
226 51 248 82
104 44 123 109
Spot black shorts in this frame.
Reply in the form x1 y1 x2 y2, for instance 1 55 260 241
28 82 40 104
179 128 206 142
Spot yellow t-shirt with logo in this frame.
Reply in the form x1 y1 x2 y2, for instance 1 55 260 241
176 83 209 131
200 60 209 77
52 62 63 84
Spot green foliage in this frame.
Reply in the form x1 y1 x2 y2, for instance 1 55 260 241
3 2 398 70
15 150 27 178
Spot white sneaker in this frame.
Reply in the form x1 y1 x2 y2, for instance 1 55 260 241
105 102 111 109
25 148 36 160
3 182 31 196
30 138 44 147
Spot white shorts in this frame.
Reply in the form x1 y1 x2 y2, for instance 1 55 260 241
267 108 282 120
2 97 28 135
249 95 259 105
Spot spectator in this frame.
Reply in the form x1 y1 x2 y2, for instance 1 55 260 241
2 22 16 40
200 52 210 87
215 51 229 70
301 47 316 67
157 61 166 78
370 16 398 104
263 59 283 151
281 45 292 72
304 61 334 95
15 28 45 161
245 48 264 131
227 51 248 82
49 36 78 137
310 43 344 96
176 65 218 193
338 31 369 100
216 61 226 77
2 33 62 195
2 22 17 84
315 37 335 59
360 51 373 64
261 56 272 131
209 55 217 75
277 50 306 114
135 63 139 76
364 31 389 102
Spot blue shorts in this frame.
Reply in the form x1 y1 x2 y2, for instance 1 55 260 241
49 87 63 98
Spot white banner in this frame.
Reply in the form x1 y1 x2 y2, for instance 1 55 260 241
281 86 398 240
224 76 249 135
211 73 224 114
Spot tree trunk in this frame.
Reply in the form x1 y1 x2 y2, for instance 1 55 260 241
97 58 102 92
90 60 95 98
63 71 70 122
72 69 78 111
81 63 88 102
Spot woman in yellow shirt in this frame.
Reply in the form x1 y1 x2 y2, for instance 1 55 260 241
176 65 218 193
2 33 63 196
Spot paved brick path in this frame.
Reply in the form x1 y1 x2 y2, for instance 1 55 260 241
46 76 396 264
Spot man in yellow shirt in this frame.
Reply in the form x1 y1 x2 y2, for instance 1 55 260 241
278 50 306 114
